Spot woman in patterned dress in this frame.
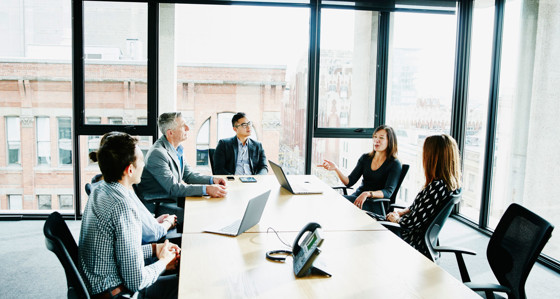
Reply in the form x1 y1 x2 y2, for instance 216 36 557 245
386 134 462 258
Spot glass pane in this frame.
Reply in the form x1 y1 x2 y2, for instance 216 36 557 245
58 117 72 165
318 9 379 128
458 0 495 221
37 117 52 165
0 0 74 215
83 1 148 124
160 4 309 174
37 195 52 210
6 117 21 165
385 11 457 205
8 195 23 210
59 194 73 210
491 0 559 261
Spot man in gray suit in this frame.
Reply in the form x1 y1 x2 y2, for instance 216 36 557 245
138 112 227 220
213 112 268 175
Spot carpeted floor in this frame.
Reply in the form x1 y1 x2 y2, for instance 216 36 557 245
0 218 557 298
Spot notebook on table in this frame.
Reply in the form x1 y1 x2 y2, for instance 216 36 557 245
269 160 323 195
204 190 271 236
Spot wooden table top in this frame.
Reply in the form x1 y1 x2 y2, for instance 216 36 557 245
181 175 385 233
178 230 479 299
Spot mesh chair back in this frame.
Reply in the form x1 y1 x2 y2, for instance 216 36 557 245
44 212 90 298
425 190 462 262
208 148 216 175
487 203 554 299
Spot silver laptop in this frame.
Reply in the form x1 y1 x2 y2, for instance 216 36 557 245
204 190 271 236
269 160 323 195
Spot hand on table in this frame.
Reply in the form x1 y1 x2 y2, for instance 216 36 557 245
213 177 227 186
207 184 227 198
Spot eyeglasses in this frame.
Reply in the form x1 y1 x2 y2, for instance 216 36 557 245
235 121 252 128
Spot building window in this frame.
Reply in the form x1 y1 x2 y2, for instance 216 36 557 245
86 117 101 125
58 117 72 165
6 117 21 165
37 195 52 210
36 117 51 165
8 195 23 210
59 194 73 210
108 117 123 125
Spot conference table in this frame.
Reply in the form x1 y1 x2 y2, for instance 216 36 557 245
178 175 478 298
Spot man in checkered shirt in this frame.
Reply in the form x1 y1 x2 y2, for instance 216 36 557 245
79 132 180 298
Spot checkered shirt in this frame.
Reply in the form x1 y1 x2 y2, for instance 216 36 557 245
78 181 167 294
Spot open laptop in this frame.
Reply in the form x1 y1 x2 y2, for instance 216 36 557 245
204 190 271 236
269 160 323 195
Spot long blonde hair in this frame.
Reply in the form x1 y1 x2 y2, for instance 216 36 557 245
422 134 462 191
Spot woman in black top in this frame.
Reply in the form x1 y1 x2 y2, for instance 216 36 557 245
386 134 462 258
319 125 402 214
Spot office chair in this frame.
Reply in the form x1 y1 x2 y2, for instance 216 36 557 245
84 183 92 196
434 203 554 299
379 190 462 262
44 212 91 299
84 174 103 196
208 148 216 175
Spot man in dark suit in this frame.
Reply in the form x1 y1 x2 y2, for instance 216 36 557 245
213 112 268 175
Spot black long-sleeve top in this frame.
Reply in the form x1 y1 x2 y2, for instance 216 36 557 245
346 153 402 198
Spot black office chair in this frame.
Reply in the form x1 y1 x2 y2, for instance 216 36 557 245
361 164 409 217
379 190 462 262
208 148 216 175
84 174 103 196
84 183 92 196
434 203 554 299
44 212 91 299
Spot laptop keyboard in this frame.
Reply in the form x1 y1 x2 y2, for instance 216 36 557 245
220 219 241 234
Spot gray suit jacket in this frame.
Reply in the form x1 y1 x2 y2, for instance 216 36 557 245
138 136 212 200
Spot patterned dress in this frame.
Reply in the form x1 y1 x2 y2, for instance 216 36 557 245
398 179 457 259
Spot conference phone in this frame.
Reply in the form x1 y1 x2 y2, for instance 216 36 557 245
266 222 331 278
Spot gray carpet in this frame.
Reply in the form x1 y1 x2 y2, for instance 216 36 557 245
0 218 557 298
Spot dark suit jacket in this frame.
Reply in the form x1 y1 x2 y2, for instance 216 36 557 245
213 136 268 175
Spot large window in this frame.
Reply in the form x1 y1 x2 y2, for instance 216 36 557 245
317 9 379 129
459 0 495 221
385 12 457 205
83 1 148 124
489 0 559 261
159 3 309 174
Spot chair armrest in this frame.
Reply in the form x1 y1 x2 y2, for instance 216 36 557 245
378 221 404 236
464 282 511 296
369 198 390 203
365 211 386 221
433 245 477 283
332 186 353 196
390 204 406 210
432 245 477 256
148 198 176 204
